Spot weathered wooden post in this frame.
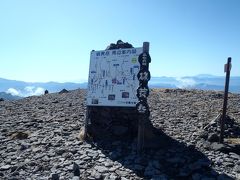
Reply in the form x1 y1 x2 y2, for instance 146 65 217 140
219 57 232 143
83 106 90 140
136 42 151 153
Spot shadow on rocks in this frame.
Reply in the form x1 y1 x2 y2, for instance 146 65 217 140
86 107 234 180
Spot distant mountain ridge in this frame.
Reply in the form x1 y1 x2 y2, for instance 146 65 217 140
0 75 239 100
0 78 87 92
0 92 22 101
148 75 240 93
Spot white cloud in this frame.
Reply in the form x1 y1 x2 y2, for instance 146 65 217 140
33 87 44 96
176 77 196 88
6 88 21 96
24 86 35 92
6 86 45 97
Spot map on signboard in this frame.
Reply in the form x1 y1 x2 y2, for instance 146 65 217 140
87 47 143 107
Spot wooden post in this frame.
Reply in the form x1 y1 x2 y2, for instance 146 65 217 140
137 42 150 154
83 106 90 140
219 57 231 143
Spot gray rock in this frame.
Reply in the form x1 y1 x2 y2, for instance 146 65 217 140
94 165 108 173
104 173 119 180
72 176 80 180
208 133 219 142
73 162 80 176
199 130 208 140
104 161 113 167
51 173 59 180
233 165 240 173
55 148 66 155
210 142 227 152
0 165 11 170
91 170 102 179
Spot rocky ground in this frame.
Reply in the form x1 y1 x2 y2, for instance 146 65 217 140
0 89 240 180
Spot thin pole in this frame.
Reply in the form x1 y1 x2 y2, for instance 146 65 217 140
219 57 231 143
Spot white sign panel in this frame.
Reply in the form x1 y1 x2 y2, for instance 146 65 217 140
87 47 143 107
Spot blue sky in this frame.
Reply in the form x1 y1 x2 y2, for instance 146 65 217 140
0 0 239 82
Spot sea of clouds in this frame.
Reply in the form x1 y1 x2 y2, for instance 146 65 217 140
175 77 196 88
6 86 45 97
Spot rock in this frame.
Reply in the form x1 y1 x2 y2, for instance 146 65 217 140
210 142 227 152
44 90 49 95
72 176 80 180
51 173 59 180
19 143 30 151
55 148 66 155
59 89 69 94
73 162 80 176
10 131 29 140
120 177 129 180
233 165 240 173
94 165 108 173
0 165 11 170
105 40 133 50
104 174 119 180
208 133 219 142
91 170 102 179
199 130 208 140
0 98 4 101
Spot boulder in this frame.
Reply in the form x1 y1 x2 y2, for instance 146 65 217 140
59 89 69 94
208 133 219 142
44 90 49 95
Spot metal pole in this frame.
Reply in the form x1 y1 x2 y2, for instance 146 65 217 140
219 57 231 143
137 42 150 154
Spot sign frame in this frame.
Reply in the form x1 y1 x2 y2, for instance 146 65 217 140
86 47 143 107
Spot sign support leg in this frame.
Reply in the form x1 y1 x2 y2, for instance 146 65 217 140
83 106 90 140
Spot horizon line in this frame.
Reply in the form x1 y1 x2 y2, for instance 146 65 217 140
1 74 240 84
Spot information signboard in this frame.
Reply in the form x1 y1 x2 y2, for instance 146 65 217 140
87 47 143 107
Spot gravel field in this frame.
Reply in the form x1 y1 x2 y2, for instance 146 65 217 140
0 89 240 180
